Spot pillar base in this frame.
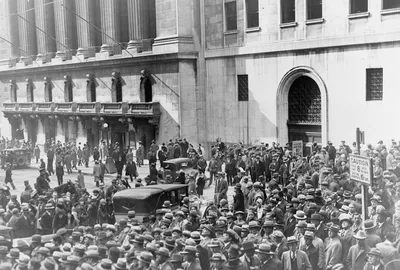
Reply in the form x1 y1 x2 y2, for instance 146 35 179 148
17 56 32 67
127 40 142 53
55 50 72 61
76 47 96 59
100 44 114 56
37 53 54 64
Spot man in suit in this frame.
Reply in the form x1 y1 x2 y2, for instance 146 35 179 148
15 206 36 238
339 214 354 260
301 231 319 270
310 214 326 240
284 207 298 238
325 224 343 270
240 240 261 269
257 244 282 270
181 245 202 270
39 203 54 235
282 236 312 270
363 248 385 270
346 231 370 270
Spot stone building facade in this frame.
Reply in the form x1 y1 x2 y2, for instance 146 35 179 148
1 0 400 155
0 0 201 154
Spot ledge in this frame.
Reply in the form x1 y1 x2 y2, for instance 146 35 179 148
305 18 325 25
381 8 400 15
245 27 261 33
280 22 298 29
348 12 370 19
224 30 238 35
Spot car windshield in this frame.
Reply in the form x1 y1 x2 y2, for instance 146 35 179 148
113 196 157 214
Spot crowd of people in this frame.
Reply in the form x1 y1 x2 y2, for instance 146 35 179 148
0 136 399 270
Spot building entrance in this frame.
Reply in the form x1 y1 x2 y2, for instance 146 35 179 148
287 76 322 155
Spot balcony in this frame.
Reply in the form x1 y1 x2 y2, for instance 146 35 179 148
36 103 55 112
55 102 77 113
18 102 36 112
128 102 160 117
100 102 129 115
2 102 161 118
2 103 18 112
77 102 101 114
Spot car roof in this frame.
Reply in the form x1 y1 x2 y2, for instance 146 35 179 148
113 184 188 200
163 158 192 165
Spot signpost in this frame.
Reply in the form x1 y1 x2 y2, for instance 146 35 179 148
292 140 303 157
351 128 373 221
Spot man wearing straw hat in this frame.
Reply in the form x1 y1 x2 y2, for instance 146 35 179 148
346 231 370 270
364 248 385 270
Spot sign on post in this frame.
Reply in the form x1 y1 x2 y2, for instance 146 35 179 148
292 140 303 157
349 154 373 185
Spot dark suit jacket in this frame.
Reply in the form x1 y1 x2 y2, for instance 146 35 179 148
304 244 319 270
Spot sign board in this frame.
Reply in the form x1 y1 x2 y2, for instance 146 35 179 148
349 154 373 185
292 140 303 157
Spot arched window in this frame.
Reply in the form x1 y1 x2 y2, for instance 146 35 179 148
64 75 73 102
26 78 34 102
112 72 123 102
140 70 153 102
44 77 53 102
86 74 96 102
9 80 17 102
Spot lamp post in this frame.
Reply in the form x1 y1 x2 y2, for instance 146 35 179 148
103 123 109 148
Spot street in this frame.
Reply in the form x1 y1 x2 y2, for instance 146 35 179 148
3 159 235 208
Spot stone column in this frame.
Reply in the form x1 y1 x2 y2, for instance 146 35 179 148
17 0 37 63
34 0 56 62
36 118 46 155
7 0 20 59
75 0 97 58
54 0 77 60
127 0 149 53
55 119 64 143
99 0 120 55
21 118 29 142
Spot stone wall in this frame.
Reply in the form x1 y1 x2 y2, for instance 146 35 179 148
205 43 400 147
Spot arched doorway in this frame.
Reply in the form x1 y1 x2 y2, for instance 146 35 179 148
288 76 321 154
276 67 328 148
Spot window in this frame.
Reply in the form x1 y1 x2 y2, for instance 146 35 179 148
350 0 368 13
86 74 96 102
281 0 296 23
246 0 259 28
10 80 17 102
225 1 237 31
307 0 322 20
44 78 53 102
366 68 383 101
383 0 400 9
64 76 73 102
26 79 34 102
238 75 249 101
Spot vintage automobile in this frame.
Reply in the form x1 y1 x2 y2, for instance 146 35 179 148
162 158 198 181
113 184 188 222
0 148 31 169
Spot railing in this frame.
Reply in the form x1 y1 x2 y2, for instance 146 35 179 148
77 102 101 113
101 102 129 114
18 102 36 112
55 102 77 113
2 103 17 111
36 103 55 112
129 102 160 116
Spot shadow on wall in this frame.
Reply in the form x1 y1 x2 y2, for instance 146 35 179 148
158 104 180 144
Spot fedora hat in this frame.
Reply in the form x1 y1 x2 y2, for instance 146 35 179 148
329 224 341 232
306 223 317 231
310 213 322 221
364 220 376 230
44 203 54 210
367 248 384 258
113 258 127 270
137 251 153 265
353 230 367 240
42 257 57 270
207 239 221 248
241 240 255 251
7 248 19 259
98 258 113 270
226 258 242 269
85 250 100 259
304 231 315 240
180 245 197 255
164 237 176 248
65 255 80 266
248 221 260 229
210 253 225 261
256 244 276 255
294 210 307 220
286 236 298 245
156 247 169 257
169 254 183 263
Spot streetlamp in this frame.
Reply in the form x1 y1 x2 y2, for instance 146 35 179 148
103 123 109 148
